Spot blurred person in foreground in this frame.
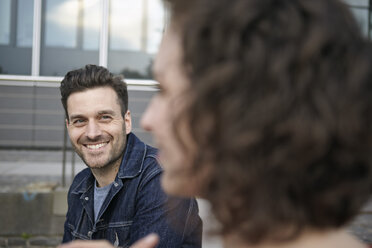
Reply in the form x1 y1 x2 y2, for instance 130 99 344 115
59 65 202 247
59 0 372 247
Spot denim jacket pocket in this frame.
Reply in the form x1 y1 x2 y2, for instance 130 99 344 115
66 223 90 240
103 221 133 248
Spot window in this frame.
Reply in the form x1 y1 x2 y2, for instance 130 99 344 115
40 0 101 76
0 0 33 75
350 7 369 35
83 0 100 50
44 0 79 48
107 0 164 79
17 0 34 47
343 0 371 38
0 0 11 45
0 0 369 78
109 0 142 51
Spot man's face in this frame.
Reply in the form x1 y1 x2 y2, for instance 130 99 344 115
141 29 201 197
66 86 131 170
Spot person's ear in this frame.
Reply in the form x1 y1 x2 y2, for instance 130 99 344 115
125 110 132 134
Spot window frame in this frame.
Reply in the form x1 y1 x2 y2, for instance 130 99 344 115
0 0 370 78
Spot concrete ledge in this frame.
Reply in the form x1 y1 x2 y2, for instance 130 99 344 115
29 236 62 246
0 238 7 247
8 237 26 247
0 236 63 248
53 188 68 216
0 183 66 236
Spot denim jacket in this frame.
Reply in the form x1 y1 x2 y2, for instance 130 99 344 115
63 133 202 248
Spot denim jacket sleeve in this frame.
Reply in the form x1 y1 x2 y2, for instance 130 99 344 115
62 177 76 243
129 159 202 248
62 169 89 243
62 194 72 243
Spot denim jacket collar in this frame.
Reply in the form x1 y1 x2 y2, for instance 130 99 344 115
118 132 146 179
71 132 146 195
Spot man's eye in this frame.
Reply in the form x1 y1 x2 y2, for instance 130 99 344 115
72 119 85 125
101 115 112 120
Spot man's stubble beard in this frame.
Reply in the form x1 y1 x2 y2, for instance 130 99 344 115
71 143 123 171
69 121 128 173
71 134 127 172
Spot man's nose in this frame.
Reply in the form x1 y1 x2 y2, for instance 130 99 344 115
86 121 102 140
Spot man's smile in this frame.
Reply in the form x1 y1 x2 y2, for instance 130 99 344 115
84 141 109 150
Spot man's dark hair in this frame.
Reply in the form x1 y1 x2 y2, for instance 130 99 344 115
166 0 372 244
60 64 128 120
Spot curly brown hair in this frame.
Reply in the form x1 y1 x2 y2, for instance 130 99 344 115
165 0 372 244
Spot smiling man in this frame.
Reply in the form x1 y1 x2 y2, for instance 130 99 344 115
60 64 202 247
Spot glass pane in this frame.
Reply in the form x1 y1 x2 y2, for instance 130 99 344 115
17 0 34 47
343 0 369 7
44 0 79 48
83 0 100 50
108 0 165 79
147 0 164 54
110 0 142 51
41 0 100 76
0 0 33 75
350 7 369 36
0 0 11 45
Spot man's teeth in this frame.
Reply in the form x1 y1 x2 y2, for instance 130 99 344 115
86 143 106 149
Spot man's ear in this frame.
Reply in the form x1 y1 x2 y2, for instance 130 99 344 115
125 110 132 134
65 118 69 128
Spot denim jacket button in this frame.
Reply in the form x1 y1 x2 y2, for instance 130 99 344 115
87 231 93 237
114 183 119 187
85 197 89 201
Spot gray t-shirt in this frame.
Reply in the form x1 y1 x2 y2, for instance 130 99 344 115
94 181 112 222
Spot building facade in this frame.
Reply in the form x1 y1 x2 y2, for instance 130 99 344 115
0 0 370 149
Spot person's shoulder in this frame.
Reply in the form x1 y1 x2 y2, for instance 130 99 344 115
128 133 161 175
74 167 90 179
139 143 162 178
69 167 90 189
144 143 158 160
129 133 158 161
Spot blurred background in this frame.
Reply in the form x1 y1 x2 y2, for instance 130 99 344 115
0 0 371 247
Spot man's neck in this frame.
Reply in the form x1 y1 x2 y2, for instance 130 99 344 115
224 229 367 248
91 159 122 188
